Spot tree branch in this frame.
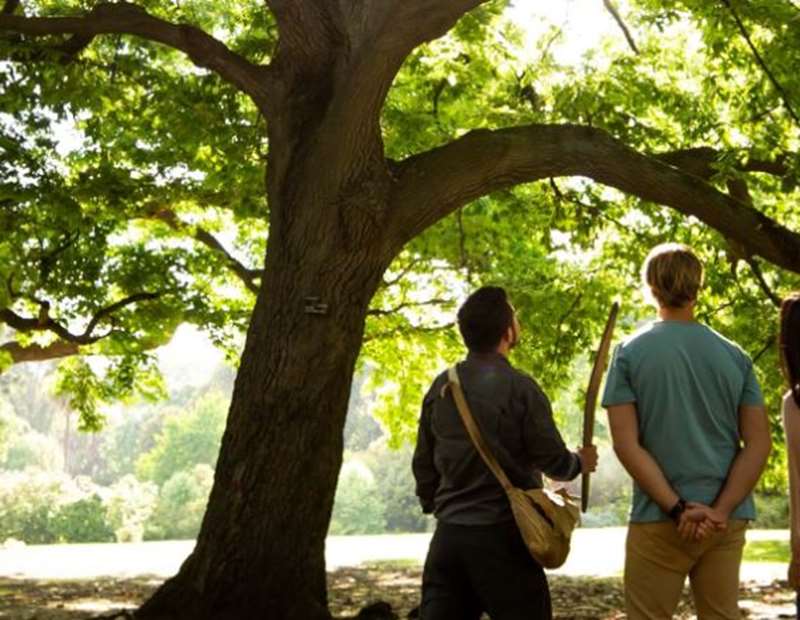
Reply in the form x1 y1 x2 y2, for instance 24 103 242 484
0 306 88 344
552 292 584 353
602 0 639 54
380 258 424 289
83 292 163 336
1 340 79 364
0 291 161 346
753 334 776 364
746 258 782 308
390 124 800 274
656 147 792 180
721 0 800 126
549 178 629 230
698 299 738 323
363 322 455 343
267 0 487 62
370 1 488 55
149 208 261 294
722 176 783 308
367 297 452 317
1 33 105 65
0 2 273 112
57 34 95 60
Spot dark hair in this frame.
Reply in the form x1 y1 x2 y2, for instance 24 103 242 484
457 286 514 354
780 293 800 408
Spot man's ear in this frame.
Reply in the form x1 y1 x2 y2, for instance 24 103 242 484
505 324 518 349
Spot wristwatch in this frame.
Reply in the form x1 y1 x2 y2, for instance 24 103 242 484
668 498 687 522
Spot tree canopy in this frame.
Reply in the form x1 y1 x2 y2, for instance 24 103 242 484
2 1 800 467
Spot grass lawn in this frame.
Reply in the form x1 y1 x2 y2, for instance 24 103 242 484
743 539 790 563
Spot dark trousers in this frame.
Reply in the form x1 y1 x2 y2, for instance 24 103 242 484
420 521 552 620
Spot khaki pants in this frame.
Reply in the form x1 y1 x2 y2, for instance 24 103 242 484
625 520 747 620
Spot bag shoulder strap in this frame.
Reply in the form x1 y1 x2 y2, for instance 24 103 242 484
447 365 513 492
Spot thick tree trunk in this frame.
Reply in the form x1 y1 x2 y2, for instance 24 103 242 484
138 235 391 620
138 68 396 615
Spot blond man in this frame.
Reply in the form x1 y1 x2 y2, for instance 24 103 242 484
602 243 771 619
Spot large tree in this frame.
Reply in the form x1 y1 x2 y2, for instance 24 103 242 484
2 0 800 617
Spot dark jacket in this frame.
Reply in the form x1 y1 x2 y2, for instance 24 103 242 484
412 352 581 525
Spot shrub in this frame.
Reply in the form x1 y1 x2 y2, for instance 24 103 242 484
754 492 790 529
105 475 158 542
330 462 386 535
581 497 630 528
53 494 115 543
0 470 71 543
146 464 214 540
364 443 431 533
579 446 631 528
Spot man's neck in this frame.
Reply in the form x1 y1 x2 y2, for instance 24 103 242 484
658 305 695 322
495 343 510 357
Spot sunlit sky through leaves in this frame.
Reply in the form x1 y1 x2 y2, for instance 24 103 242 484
509 0 618 65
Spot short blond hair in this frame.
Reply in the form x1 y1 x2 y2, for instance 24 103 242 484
642 243 703 308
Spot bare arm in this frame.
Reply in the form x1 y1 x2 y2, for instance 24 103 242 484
607 403 680 513
712 404 772 518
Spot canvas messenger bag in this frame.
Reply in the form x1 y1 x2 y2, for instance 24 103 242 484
447 365 580 569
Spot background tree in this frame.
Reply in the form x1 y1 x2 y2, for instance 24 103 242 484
146 463 214 540
364 443 432 533
329 463 387 536
135 390 227 485
3 1 800 618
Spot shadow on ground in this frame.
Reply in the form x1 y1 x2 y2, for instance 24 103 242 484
0 566 795 619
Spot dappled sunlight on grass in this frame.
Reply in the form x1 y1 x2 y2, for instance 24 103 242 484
744 539 790 563
61 599 137 612
0 567 796 619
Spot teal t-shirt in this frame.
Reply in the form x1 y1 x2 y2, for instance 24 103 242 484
601 320 763 523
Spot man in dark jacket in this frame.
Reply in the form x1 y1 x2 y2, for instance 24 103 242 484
413 286 597 620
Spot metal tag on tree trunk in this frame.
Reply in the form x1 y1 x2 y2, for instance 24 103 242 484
304 297 329 315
